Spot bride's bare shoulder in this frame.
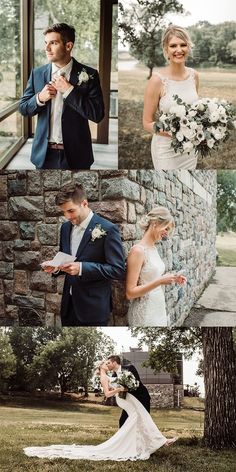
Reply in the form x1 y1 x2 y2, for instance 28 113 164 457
129 244 145 257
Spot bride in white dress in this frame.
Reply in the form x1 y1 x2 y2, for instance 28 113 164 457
126 207 186 326
24 362 177 461
143 25 199 170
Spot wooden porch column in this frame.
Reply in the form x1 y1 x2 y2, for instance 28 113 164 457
97 0 117 144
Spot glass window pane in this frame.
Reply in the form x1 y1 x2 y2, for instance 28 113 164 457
0 112 22 159
111 3 118 118
0 0 21 111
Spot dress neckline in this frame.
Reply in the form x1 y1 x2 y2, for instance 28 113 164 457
157 68 194 83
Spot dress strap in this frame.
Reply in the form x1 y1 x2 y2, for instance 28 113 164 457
188 68 195 80
155 72 168 97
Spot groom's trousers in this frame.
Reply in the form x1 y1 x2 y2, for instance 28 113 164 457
61 296 108 327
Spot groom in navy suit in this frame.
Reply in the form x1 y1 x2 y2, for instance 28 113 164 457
43 183 125 326
19 23 104 169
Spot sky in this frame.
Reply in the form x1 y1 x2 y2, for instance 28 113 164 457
119 0 236 52
101 328 205 396
168 0 236 26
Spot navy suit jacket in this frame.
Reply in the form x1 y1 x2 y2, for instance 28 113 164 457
19 58 104 169
56 213 125 325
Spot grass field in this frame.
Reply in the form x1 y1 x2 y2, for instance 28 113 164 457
119 64 236 169
216 232 236 266
0 396 235 472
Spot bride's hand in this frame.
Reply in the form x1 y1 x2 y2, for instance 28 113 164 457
159 273 186 286
117 387 127 393
175 274 187 285
158 130 172 138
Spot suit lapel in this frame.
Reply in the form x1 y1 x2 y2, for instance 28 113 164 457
69 57 83 86
63 221 73 255
43 63 52 119
75 213 100 259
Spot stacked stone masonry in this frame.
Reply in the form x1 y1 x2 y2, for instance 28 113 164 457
0 169 217 326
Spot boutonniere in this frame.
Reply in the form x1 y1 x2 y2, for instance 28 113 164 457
91 224 107 242
77 68 93 86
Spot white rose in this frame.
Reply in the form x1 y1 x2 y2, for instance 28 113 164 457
196 103 205 111
207 139 215 149
92 228 101 238
211 129 223 140
209 111 220 122
169 104 186 118
79 71 89 82
181 126 196 140
189 121 198 130
188 110 197 117
183 141 194 153
176 131 184 142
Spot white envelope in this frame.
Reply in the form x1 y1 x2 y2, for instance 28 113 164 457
41 251 76 267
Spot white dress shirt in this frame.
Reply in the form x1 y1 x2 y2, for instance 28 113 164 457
71 211 94 274
36 59 74 144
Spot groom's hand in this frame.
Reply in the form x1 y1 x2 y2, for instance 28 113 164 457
38 84 57 103
59 262 80 275
52 76 73 94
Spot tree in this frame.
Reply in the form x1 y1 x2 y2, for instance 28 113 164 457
7 327 60 391
29 328 115 397
217 170 236 233
130 327 236 449
119 0 185 78
0 330 16 393
203 328 236 449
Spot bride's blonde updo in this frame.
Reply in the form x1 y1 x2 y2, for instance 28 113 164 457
94 359 107 376
162 25 194 59
139 206 174 232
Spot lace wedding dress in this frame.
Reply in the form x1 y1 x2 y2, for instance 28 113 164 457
151 68 199 170
23 392 167 461
127 245 167 326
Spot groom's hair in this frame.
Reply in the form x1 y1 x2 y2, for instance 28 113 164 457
44 23 75 44
55 183 87 206
108 355 121 364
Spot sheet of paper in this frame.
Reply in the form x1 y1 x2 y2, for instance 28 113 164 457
41 252 76 267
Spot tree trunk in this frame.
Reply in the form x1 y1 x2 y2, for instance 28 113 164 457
202 327 236 449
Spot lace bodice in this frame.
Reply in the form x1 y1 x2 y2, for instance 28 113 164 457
137 245 165 286
157 68 198 114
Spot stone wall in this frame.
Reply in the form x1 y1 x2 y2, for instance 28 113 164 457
0 169 217 326
147 383 184 408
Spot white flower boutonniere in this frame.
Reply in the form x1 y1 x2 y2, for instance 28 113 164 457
91 224 107 242
77 68 93 86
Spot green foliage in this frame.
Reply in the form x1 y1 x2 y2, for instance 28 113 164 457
0 331 16 392
5 328 114 396
187 22 236 68
130 328 202 374
34 0 100 68
119 0 184 77
217 170 236 232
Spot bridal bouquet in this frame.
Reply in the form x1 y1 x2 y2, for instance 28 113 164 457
154 95 235 158
111 371 139 399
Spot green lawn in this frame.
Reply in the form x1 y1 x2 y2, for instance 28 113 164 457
216 233 236 267
119 65 236 169
0 397 235 472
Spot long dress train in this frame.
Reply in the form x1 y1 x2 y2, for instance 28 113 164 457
24 393 167 461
